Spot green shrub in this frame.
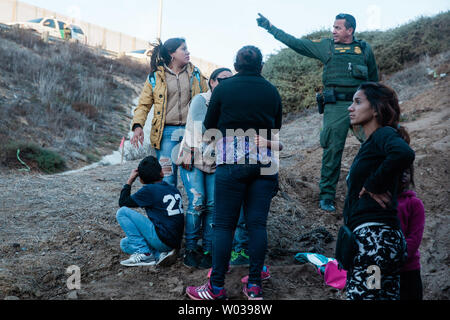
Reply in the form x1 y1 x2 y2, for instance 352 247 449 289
263 11 450 114
1 141 66 174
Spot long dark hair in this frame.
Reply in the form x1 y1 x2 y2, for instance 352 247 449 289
357 82 410 144
149 38 186 73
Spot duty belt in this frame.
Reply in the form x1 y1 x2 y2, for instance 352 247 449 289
335 92 355 101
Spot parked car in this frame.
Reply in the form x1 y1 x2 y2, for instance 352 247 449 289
8 17 86 43
68 24 87 44
124 48 152 61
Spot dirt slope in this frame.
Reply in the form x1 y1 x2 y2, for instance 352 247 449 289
0 66 449 301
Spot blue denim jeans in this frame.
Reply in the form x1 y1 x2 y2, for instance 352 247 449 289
232 207 249 252
155 125 185 187
210 164 278 287
180 166 215 252
116 207 171 259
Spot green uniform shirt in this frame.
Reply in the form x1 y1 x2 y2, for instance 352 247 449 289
268 25 379 85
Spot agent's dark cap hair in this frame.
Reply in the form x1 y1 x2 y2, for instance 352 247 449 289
137 156 162 184
336 13 356 33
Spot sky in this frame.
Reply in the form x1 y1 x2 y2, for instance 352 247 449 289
20 0 450 69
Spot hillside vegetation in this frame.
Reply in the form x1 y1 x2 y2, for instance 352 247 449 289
0 27 149 173
262 11 450 113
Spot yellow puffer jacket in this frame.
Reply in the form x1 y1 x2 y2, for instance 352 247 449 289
132 62 208 150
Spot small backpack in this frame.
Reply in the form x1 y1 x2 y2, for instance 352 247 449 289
147 66 203 91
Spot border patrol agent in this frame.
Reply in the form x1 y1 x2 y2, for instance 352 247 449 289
257 13 378 212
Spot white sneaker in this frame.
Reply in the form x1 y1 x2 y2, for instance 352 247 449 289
156 249 177 267
120 253 156 267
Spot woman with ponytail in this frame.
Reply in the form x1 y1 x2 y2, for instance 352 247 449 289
339 82 415 300
130 38 208 187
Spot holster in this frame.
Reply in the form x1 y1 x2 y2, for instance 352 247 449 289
323 88 337 104
316 93 325 114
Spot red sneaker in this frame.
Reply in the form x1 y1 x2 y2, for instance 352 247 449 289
241 265 271 283
186 280 227 300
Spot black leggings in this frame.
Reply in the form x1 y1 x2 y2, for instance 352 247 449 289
400 269 423 300
210 164 278 288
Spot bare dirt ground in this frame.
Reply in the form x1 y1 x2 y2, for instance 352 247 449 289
0 74 449 301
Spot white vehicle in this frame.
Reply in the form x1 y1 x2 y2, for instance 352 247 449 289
10 17 67 39
124 48 152 61
9 17 86 43
68 24 87 44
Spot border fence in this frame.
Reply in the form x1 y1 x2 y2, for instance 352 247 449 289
0 0 219 76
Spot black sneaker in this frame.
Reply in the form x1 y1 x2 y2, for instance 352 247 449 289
319 199 336 212
198 251 212 269
183 249 200 268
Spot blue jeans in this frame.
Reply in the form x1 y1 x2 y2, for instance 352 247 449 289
232 207 249 252
116 207 171 259
210 164 278 287
155 125 185 187
180 166 215 252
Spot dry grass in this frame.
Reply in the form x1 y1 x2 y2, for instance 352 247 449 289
385 51 450 102
0 26 149 172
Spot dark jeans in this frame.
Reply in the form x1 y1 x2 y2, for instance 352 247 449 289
210 164 278 287
232 206 248 252
400 269 423 300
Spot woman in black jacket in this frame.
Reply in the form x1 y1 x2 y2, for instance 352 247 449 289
341 82 415 300
186 46 282 300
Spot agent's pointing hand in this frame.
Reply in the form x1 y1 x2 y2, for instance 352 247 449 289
257 13 272 30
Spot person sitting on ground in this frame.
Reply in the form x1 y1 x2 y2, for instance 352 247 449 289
397 165 425 300
116 156 184 267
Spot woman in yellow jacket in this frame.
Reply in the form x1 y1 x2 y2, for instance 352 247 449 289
130 38 208 187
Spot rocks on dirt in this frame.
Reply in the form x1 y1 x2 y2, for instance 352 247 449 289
169 285 184 295
67 290 78 300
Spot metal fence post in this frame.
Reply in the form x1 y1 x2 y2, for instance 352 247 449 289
12 0 18 22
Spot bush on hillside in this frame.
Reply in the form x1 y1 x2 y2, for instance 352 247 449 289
263 11 450 114
1 141 66 174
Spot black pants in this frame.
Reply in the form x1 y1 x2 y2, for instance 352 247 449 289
210 164 278 287
400 269 423 300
